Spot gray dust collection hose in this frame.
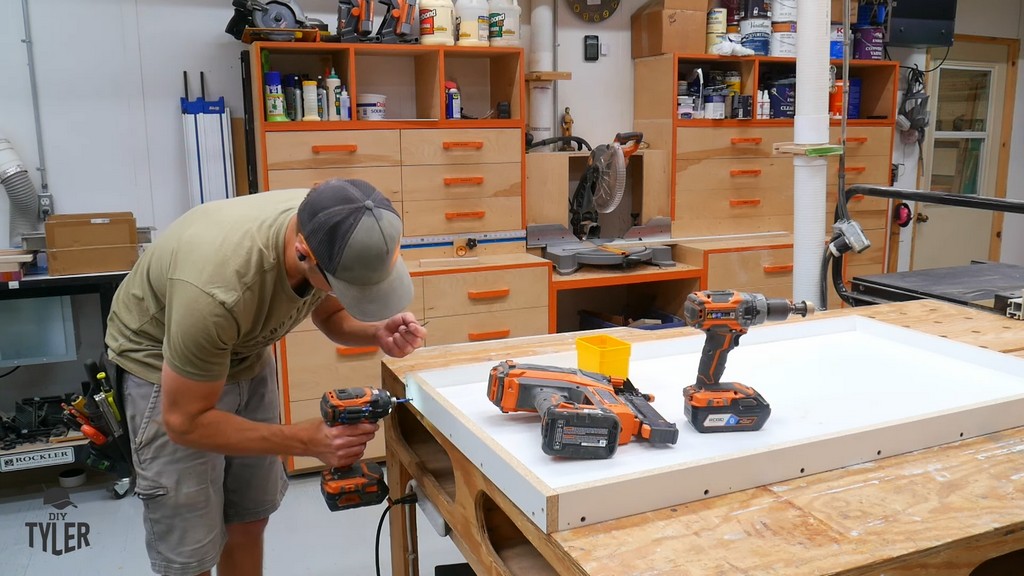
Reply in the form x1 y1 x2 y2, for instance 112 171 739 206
0 136 40 248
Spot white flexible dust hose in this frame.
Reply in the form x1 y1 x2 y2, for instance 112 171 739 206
792 0 831 306
0 135 40 248
528 0 555 144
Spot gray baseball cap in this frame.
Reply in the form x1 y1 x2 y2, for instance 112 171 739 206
298 179 412 322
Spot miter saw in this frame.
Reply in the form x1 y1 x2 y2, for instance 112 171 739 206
529 132 676 275
226 0 327 41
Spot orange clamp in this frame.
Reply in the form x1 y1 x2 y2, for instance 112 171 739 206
729 198 762 207
443 141 484 150
445 211 486 220
468 288 510 300
730 169 762 177
731 137 763 144
444 176 485 186
468 329 511 342
312 144 358 153
763 264 794 274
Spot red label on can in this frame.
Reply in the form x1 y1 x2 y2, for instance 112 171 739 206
420 8 436 35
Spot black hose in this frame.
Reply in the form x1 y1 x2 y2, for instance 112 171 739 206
844 185 1024 214
820 242 836 310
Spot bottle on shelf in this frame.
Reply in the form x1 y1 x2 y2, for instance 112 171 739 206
264 71 289 122
326 68 342 121
339 85 351 121
488 0 521 47
456 0 490 46
302 80 321 121
420 0 456 46
445 81 461 119
316 75 327 120
284 73 302 121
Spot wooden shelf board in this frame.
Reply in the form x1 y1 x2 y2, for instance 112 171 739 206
525 71 572 81
674 119 895 128
262 119 524 131
551 263 702 291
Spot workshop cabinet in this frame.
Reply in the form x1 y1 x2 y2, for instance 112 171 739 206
675 236 796 301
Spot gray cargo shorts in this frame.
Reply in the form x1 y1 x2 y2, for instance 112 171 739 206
123 353 288 576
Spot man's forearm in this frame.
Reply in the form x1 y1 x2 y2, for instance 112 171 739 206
319 309 381 347
167 407 310 457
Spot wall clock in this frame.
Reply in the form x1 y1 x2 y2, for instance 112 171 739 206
566 0 620 24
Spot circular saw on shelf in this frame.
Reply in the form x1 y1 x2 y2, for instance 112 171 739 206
226 0 326 41
570 132 643 240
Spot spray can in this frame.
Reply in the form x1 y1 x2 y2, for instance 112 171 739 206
420 0 456 46
284 74 302 121
445 81 461 119
456 0 490 46
326 69 342 121
339 85 351 121
264 71 288 122
488 0 521 47
302 80 320 121
316 76 327 120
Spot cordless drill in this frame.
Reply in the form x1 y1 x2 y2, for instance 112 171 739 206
319 387 407 511
682 290 813 433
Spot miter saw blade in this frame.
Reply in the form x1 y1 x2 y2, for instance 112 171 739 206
252 0 306 29
591 143 626 213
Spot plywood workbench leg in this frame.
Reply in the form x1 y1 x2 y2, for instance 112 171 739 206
387 426 418 576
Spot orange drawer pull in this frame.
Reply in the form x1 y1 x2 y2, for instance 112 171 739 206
730 169 762 177
336 345 377 357
731 137 763 145
851 194 866 202
763 264 794 274
468 329 511 342
312 144 358 153
729 198 762 207
468 288 510 300
443 141 484 150
445 211 486 220
444 176 485 186
844 166 867 173
845 136 869 144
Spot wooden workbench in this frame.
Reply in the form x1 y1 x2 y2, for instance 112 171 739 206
382 300 1024 575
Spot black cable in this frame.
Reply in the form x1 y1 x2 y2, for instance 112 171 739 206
374 494 418 576
885 45 951 74
0 366 20 379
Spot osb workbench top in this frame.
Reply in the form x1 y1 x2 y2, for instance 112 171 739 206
384 300 1024 575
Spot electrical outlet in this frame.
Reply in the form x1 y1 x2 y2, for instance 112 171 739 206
406 480 450 538
38 193 54 218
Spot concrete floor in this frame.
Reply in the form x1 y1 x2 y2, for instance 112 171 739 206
0 470 466 575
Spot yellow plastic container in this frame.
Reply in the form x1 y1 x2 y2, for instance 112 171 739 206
575 334 632 379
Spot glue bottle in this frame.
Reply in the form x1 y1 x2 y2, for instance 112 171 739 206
456 0 490 46
302 80 321 121
419 0 456 46
326 68 342 121
339 85 351 121
488 0 521 47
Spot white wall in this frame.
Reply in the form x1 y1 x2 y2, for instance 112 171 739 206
1002 2 1024 265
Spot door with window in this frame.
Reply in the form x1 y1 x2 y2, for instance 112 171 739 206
911 40 1015 270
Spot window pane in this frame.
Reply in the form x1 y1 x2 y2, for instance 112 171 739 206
930 138 983 195
935 68 990 132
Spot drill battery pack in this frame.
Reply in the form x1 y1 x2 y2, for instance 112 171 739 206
541 407 621 459
683 382 771 433
321 460 390 511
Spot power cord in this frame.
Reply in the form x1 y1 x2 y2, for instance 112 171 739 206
0 366 21 379
375 493 418 576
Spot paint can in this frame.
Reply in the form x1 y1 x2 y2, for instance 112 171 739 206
744 0 772 20
722 0 741 25
829 78 862 119
706 33 726 54
725 71 742 95
356 93 387 120
740 18 771 56
768 78 795 119
770 22 796 57
853 26 885 60
771 0 796 22
733 94 753 119
830 24 845 60
707 8 729 34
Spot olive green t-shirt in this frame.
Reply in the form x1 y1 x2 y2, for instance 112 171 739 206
105 189 326 383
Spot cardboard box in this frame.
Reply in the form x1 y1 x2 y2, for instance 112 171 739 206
631 0 708 59
45 212 139 276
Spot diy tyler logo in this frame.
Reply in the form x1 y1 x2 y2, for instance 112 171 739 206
25 487 92 556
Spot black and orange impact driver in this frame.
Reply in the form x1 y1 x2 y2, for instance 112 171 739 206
319 387 408 511
682 290 813 433
487 360 678 459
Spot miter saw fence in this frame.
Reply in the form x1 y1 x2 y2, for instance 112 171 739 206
226 0 327 40
570 132 643 240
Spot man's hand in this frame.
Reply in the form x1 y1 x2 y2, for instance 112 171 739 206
375 312 426 358
296 419 380 468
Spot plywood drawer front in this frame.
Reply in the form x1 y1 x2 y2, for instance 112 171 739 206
287 399 386 472
677 127 792 159
828 156 890 186
707 248 795 289
425 307 548 346
266 130 401 170
827 187 890 212
289 277 424 333
401 129 521 165
422 266 547 318
268 166 402 203
830 127 892 158
676 158 793 192
402 163 521 201
402 197 522 236
284 331 382 402
677 186 794 220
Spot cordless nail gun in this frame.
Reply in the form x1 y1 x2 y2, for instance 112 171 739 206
682 290 813 433
320 387 408 511
487 360 678 459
